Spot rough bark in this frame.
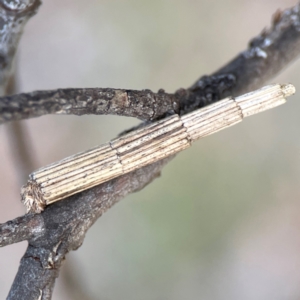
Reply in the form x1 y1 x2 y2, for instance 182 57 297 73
1 2 300 300
0 0 41 95
1 6 300 124
181 5 300 114
0 88 179 124
7 159 170 300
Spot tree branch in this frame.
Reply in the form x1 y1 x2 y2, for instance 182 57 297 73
2 2 300 300
1 5 300 125
0 213 44 247
7 158 171 300
0 87 179 124
180 3 300 114
0 0 41 95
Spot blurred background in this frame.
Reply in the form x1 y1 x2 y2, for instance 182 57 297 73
1 0 300 299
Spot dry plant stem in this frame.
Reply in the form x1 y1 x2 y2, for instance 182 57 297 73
1 3 300 300
21 84 295 213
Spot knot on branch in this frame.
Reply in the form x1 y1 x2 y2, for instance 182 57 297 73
178 73 237 115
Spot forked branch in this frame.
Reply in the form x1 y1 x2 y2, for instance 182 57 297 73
1 3 300 300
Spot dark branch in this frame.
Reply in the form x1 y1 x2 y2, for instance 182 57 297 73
2 4 300 124
0 214 44 247
0 88 179 124
179 3 300 114
7 158 170 300
2 2 300 300
0 0 41 95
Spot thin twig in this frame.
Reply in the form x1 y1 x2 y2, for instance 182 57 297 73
0 88 179 124
0 214 44 247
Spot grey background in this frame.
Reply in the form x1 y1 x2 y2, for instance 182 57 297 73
0 0 300 299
